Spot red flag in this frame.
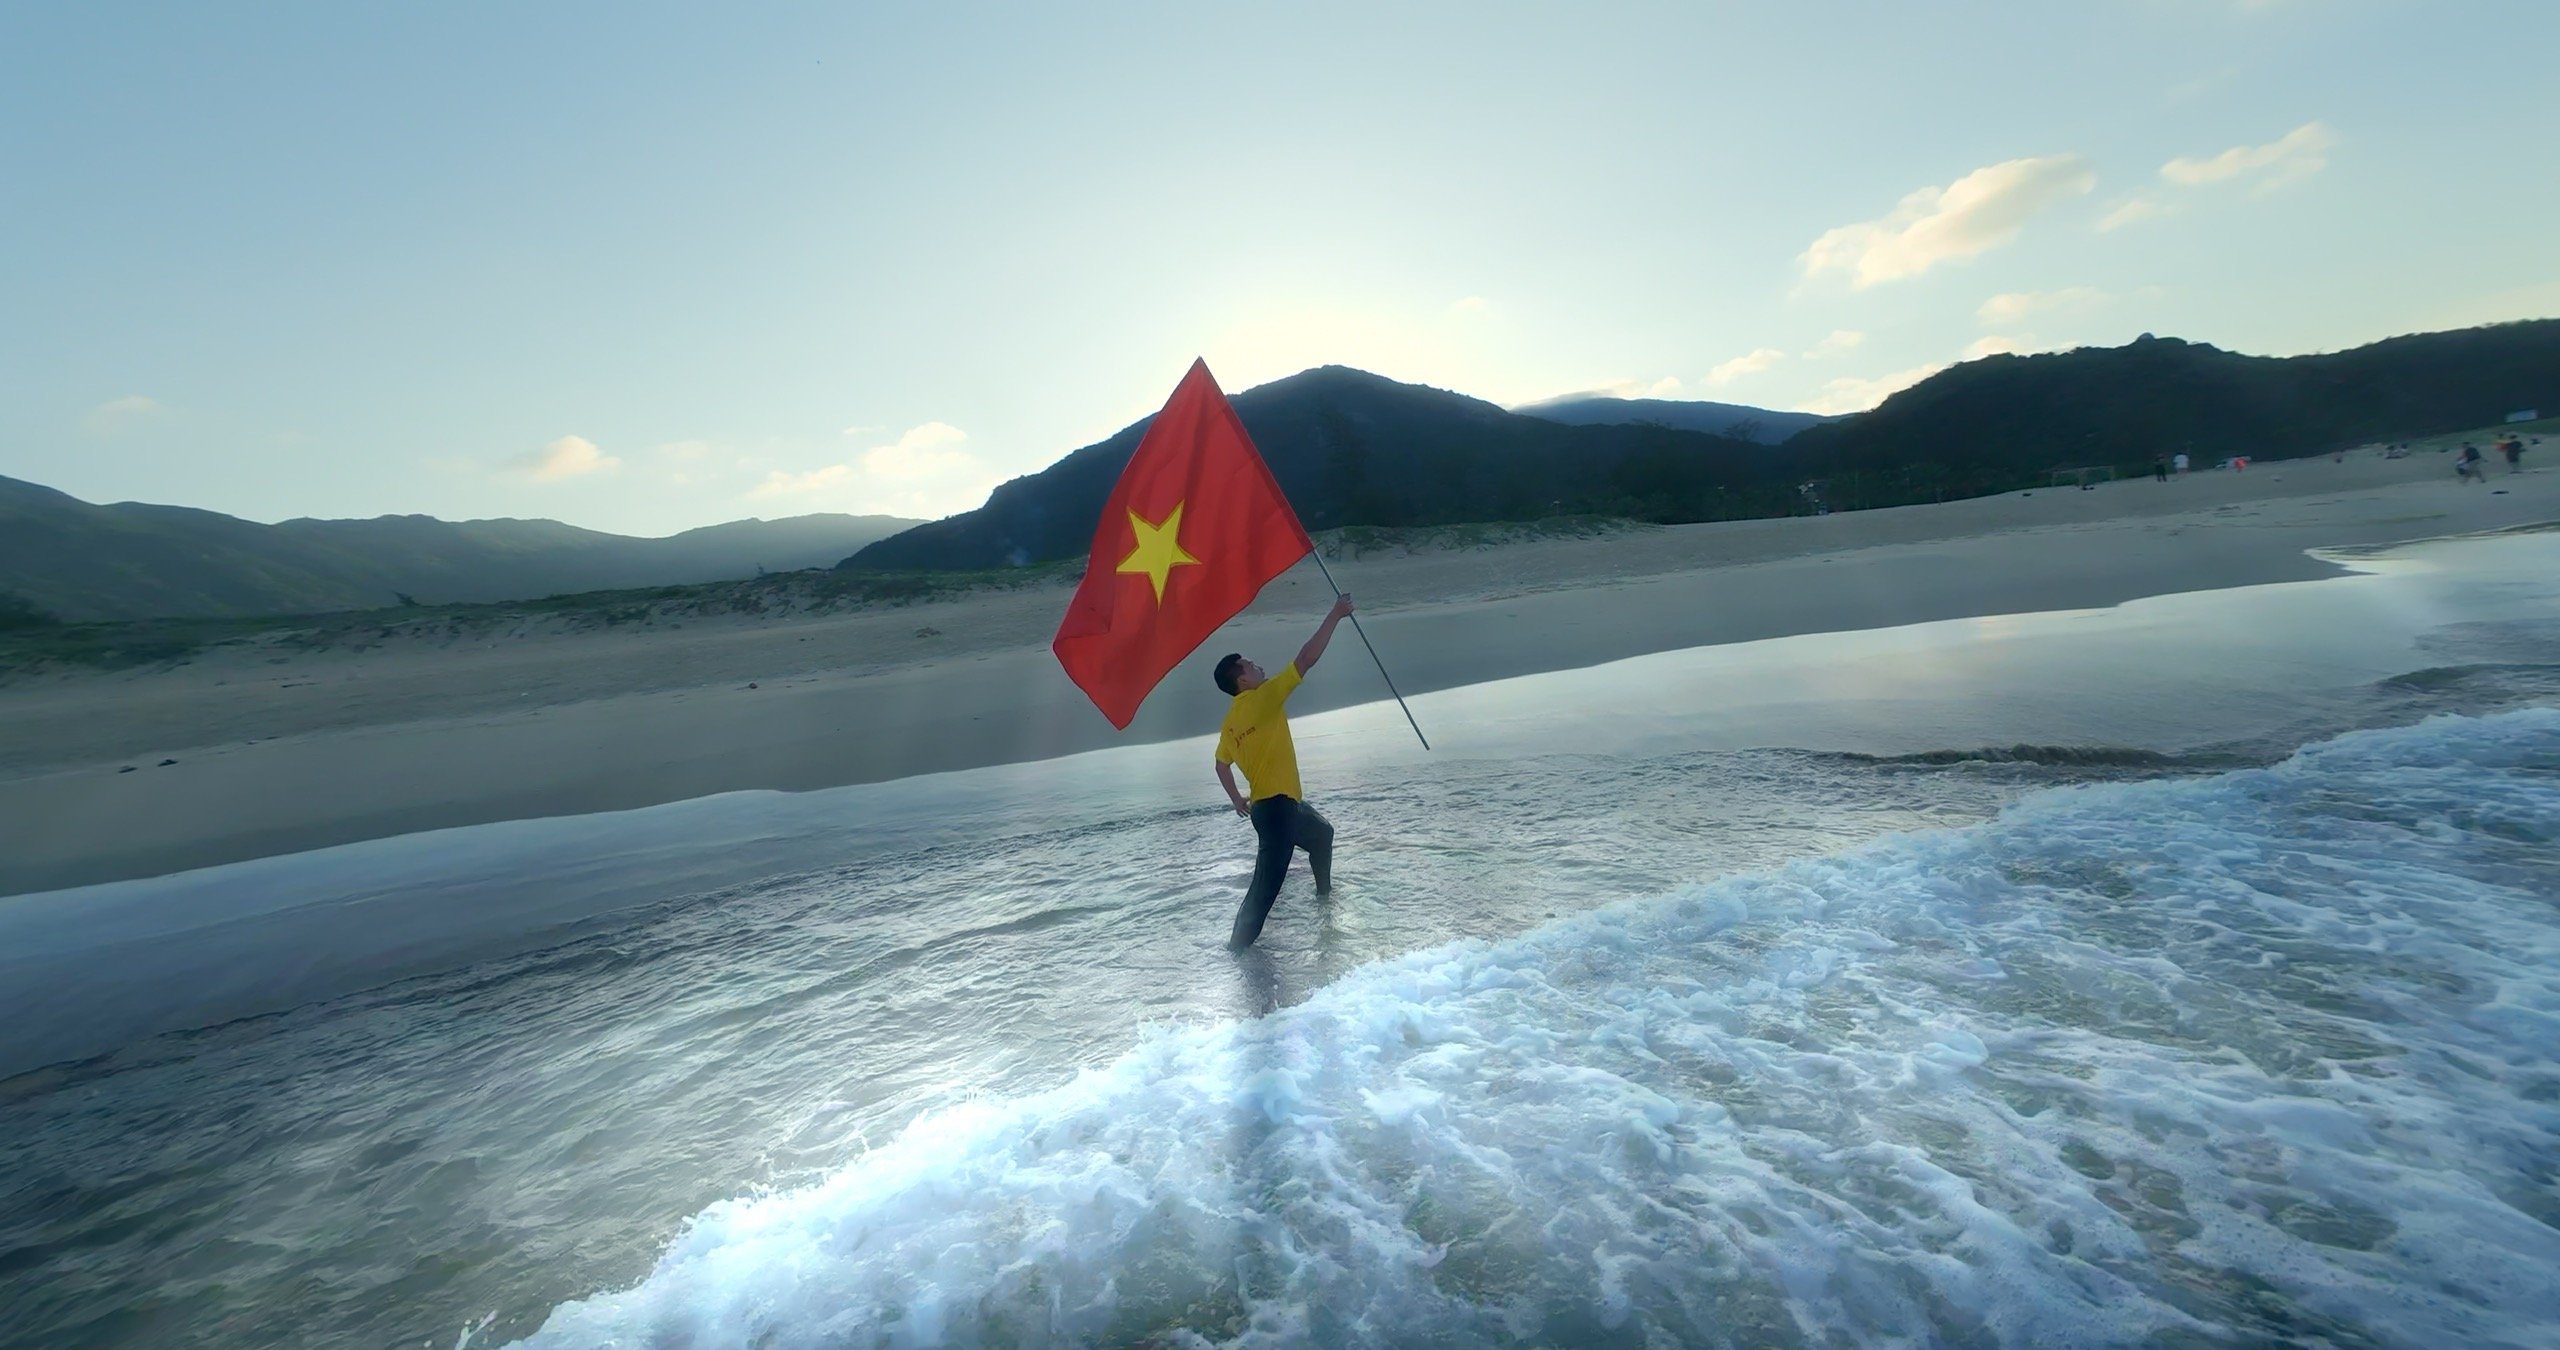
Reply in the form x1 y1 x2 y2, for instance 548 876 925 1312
1052 359 1312 728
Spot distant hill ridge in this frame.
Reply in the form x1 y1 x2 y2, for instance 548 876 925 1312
1781 323 2559 509
10 319 2552 618
1511 394 1835 443
0 478 918 621
846 366 1787 572
845 319 2560 572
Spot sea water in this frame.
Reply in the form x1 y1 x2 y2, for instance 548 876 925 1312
1 532 2556 1348
520 711 2560 1348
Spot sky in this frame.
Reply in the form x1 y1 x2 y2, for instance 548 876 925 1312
5 2 2556 537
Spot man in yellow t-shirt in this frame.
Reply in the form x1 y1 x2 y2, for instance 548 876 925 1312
1213 592 1354 950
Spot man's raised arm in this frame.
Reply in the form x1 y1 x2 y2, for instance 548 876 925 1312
1295 593 1355 676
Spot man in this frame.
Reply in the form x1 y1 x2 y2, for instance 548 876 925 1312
1213 592 1354 950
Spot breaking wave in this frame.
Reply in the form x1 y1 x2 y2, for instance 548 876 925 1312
1831 744 2263 770
517 710 2560 1348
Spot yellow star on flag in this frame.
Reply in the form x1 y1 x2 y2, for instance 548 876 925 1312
1116 502 1201 604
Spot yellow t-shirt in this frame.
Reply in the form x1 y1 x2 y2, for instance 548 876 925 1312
1216 662 1304 802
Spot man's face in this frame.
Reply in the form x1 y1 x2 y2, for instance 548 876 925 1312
1237 659 1267 690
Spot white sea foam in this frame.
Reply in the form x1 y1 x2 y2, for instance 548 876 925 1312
515 710 2560 1347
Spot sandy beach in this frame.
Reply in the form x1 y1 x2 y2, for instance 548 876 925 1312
3 449 2553 896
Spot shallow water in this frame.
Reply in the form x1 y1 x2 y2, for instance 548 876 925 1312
1 533 2556 1348
2 746 2032 1347
521 712 2560 1349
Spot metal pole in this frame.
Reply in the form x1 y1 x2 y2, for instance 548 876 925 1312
1307 547 1429 751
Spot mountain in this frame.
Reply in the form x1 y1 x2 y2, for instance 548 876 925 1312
1512 394 1834 444
844 367 1790 571
845 320 2560 572
1779 321 2560 510
0 479 920 621
22 319 2548 617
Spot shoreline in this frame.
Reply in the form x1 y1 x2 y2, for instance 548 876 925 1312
2 451 2555 896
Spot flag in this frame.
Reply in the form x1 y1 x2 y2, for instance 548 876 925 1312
1052 359 1312 728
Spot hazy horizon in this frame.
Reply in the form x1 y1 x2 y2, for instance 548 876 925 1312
2 466 923 541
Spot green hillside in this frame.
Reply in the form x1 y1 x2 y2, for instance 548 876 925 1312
846 320 2560 572
0 476 918 621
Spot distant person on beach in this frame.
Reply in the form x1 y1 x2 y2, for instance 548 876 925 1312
2457 444 2487 483
2501 438 2524 472
2173 452 2189 477
1213 592 1354 950
2154 456 2168 482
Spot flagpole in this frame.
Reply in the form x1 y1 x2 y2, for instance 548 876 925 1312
1307 547 1430 751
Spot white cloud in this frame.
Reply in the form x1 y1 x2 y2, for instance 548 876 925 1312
751 422 996 518
1797 363 1946 416
2161 121 2336 191
1801 154 2095 288
859 422 974 479
1447 295 1493 318
82 394 164 436
1977 287 2110 325
1805 330 1866 359
1963 334 2042 360
1706 347 1787 386
2098 123 2334 234
2096 197 2173 232
839 423 881 438
1597 375 1686 399
516 434 621 481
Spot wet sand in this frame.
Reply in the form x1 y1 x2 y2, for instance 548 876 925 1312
2 449 2551 895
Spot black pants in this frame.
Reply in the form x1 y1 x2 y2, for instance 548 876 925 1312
1228 795 1334 950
